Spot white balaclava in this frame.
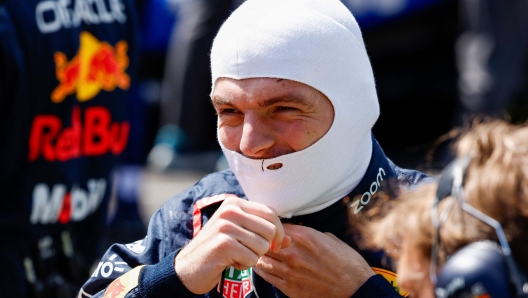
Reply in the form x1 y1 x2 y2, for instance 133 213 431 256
211 0 380 218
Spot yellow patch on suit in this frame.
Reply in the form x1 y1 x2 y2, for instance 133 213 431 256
104 265 145 298
371 267 409 297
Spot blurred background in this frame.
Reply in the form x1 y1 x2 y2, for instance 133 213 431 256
4 0 528 297
107 0 528 246
5 1 528 295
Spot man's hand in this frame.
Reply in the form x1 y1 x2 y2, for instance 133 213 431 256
175 196 290 294
254 224 374 298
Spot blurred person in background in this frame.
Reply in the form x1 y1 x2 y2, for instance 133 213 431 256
342 0 459 171
357 119 528 297
0 0 139 296
429 0 528 167
345 0 528 170
78 0 436 297
148 0 244 173
454 0 528 125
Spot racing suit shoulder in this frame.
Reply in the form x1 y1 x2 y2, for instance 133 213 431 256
388 158 436 189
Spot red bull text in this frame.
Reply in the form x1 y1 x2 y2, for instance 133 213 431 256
28 106 130 162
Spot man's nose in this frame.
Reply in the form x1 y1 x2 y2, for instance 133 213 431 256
239 113 275 158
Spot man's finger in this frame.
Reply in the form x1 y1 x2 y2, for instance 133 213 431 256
253 266 285 289
238 200 285 253
237 200 279 222
255 256 285 279
218 198 284 253
238 213 280 244
228 242 261 269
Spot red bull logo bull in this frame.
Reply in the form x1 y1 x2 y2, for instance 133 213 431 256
104 279 125 298
51 31 130 103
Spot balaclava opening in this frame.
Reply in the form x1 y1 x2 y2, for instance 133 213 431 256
210 0 380 218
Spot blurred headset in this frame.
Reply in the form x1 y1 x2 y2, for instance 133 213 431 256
430 156 528 298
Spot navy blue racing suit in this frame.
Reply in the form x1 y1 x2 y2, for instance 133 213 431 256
79 136 433 298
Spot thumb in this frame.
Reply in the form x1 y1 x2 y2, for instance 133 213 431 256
280 235 292 249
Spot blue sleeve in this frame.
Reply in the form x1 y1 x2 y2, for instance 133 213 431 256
138 250 195 298
79 250 195 298
352 275 403 298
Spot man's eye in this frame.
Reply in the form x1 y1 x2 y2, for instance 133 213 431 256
276 106 298 112
218 108 239 115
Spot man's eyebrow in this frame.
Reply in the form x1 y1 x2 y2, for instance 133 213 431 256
211 96 233 106
212 93 314 108
260 94 314 108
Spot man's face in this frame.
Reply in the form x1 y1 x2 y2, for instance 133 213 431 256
212 78 334 159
